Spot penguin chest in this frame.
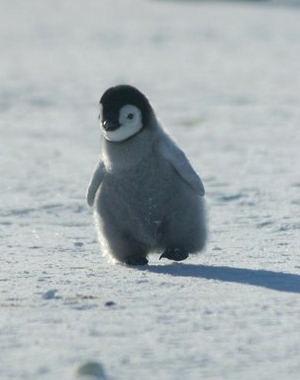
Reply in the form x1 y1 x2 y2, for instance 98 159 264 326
99 158 171 239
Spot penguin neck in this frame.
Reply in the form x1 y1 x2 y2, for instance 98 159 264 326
101 120 159 173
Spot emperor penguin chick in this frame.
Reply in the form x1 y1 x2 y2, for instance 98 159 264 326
87 85 207 265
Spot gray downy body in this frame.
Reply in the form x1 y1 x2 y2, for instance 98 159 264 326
94 120 207 262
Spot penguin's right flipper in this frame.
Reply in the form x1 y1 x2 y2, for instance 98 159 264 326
86 161 106 207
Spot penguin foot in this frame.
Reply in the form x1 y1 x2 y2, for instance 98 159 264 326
124 256 148 266
159 248 189 262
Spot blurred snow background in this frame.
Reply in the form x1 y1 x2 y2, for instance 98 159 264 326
0 0 300 379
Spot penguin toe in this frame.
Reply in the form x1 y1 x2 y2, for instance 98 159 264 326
124 256 148 266
159 248 189 262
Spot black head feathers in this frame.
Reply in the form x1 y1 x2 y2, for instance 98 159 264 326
100 85 153 124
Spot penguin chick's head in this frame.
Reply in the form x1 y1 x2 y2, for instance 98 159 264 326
99 85 153 142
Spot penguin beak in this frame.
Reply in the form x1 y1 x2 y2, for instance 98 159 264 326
102 120 121 131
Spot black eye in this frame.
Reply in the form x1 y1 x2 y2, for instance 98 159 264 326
127 113 134 120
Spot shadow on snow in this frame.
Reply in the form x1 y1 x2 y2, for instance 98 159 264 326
144 264 300 294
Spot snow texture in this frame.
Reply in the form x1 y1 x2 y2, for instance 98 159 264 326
1 0 300 379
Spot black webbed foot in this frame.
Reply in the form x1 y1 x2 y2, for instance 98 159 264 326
159 248 189 262
124 256 148 266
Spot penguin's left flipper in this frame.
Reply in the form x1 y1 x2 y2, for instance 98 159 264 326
87 161 106 207
157 133 205 196
159 248 189 261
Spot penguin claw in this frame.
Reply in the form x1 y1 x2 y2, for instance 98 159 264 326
124 256 148 266
159 249 189 262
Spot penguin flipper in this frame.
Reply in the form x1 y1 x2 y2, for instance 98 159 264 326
158 133 205 196
87 161 106 207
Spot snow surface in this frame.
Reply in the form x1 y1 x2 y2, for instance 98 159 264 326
1 0 300 379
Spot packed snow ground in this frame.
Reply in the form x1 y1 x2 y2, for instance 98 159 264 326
1 1 300 379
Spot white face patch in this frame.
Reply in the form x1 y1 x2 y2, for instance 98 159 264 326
101 104 143 142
